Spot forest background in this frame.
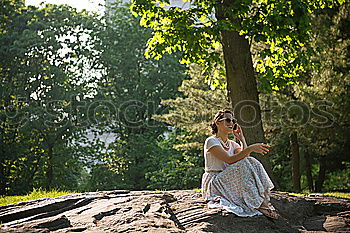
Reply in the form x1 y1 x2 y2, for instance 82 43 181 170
0 0 349 197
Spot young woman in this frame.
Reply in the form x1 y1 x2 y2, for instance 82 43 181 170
202 109 279 219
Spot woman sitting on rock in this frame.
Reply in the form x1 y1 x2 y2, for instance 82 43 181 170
202 109 279 219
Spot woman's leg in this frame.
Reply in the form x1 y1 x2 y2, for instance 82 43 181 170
245 157 279 219
221 159 269 209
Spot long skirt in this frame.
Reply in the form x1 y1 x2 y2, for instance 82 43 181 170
201 156 274 217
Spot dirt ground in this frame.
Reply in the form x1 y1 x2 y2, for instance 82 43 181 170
0 190 349 232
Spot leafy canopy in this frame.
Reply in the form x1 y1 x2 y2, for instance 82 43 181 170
131 0 344 92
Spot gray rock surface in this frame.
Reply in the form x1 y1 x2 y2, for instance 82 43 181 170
0 190 349 232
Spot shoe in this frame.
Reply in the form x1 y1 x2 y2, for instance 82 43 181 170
257 206 279 220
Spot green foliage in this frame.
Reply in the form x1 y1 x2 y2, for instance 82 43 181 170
154 64 229 150
74 1 188 191
0 0 100 195
1 0 348 195
149 63 229 189
145 130 203 190
153 3 350 192
130 0 344 92
323 162 350 191
261 2 350 191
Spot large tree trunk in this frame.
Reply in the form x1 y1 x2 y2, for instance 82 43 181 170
290 132 301 192
304 148 314 192
216 2 278 187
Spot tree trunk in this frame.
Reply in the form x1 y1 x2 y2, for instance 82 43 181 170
46 145 54 190
290 132 301 192
0 159 6 195
216 1 278 188
304 148 314 192
315 156 327 192
26 156 42 188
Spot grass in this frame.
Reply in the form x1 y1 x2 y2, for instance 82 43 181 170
192 188 349 199
287 191 350 200
0 188 76 206
1 188 348 206
318 192 350 200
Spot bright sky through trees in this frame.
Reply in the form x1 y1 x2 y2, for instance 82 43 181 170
25 0 105 12
24 0 106 91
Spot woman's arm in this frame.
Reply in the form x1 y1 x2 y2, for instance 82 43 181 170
208 143 270 165
239 137 247 150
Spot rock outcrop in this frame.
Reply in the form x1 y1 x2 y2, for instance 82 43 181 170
0 190 349 232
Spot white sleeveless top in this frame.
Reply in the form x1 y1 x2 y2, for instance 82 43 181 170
204 135 241 172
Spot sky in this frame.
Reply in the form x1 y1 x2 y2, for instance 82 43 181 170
25 0 105 12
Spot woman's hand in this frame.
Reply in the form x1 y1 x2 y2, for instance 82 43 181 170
248 143 270 155
233 125 245 142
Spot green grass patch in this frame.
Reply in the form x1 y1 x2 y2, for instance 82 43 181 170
0 188 76 206
286 192 305 197
322 192 350 200
287 192 350 200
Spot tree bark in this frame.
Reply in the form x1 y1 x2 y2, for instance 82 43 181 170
26 156 42 188
216 1 278 187
304 148 314 192
46 145 54 190
0 159 6 195
290 132 301 192
315 156 327 192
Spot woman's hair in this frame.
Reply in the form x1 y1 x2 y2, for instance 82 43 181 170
209 109 234 134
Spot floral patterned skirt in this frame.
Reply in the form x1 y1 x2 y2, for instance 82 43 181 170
201 157 274 217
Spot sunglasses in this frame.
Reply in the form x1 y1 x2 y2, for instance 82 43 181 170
218 118 238 130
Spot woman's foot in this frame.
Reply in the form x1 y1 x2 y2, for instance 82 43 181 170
257 202 279 220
